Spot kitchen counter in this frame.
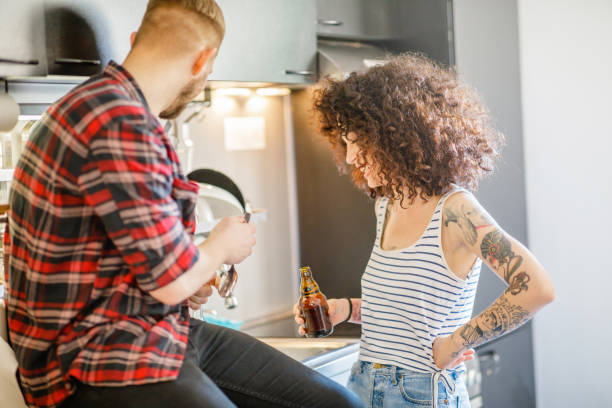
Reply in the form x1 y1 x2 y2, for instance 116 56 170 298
259 337 359 385
241 315 360 385
241 315 361 338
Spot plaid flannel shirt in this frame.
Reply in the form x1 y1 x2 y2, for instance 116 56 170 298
5 61 200 408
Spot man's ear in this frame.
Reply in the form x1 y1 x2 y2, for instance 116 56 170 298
192 47 218 75
130 32 137 47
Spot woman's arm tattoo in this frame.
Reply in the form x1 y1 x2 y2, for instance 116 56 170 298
481 230 531 295
444 203 494 246
445 200 531 296
458 296 531 349
350 298 361 323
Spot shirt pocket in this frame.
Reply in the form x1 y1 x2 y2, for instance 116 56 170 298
171 177 199 233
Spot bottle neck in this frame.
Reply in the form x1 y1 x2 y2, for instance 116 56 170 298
299 268 320 296
300 267 312 278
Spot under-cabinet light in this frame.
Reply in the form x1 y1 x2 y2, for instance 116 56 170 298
255 87 291 96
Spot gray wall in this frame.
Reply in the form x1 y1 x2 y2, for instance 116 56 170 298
453 0 536 406
517 1 612 406
290 0 456 334
291 88 376 303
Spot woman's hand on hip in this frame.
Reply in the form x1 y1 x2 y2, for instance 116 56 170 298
432 335 475 370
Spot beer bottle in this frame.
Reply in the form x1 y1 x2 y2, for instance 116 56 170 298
298 266 333 338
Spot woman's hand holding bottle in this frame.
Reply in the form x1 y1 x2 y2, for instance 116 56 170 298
293 298 350 336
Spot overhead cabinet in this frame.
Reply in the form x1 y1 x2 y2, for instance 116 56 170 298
209 0 317 84
316 0 405 41
0 0 47 77
44 0 148 76
2 0 317 84
317 0 455 66
0 0 147 78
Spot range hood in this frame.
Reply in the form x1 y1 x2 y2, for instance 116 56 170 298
317 39 389 79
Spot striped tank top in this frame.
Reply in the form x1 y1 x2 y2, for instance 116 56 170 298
359 188 482 373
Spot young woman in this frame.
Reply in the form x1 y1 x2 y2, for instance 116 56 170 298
294 53 554 408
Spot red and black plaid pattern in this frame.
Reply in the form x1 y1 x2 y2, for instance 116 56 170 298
5 61 200 408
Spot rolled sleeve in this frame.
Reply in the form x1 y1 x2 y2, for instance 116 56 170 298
78 119 198 292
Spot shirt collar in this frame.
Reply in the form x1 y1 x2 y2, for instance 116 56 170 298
104 60 151 111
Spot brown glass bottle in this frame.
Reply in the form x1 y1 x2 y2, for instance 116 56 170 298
298 266 333 338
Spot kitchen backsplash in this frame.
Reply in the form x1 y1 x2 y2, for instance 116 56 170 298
182 92 299 325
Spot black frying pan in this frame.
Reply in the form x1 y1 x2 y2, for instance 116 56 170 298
187 168 246 211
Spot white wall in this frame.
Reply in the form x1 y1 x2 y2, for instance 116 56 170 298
517 1 612 406
183 94 299 324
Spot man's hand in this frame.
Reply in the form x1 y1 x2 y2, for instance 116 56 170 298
205 215 256 265
188 283 214 310
150 216 255 307
432 335 475 370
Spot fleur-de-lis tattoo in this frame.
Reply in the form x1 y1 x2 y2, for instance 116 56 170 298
507 272 530 295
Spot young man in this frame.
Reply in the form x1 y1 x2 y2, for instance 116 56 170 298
4 1 364 407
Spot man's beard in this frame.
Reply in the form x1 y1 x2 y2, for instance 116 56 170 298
159 77 203 119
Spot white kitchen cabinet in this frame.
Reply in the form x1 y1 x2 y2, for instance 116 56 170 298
210 0 317 84
0 0 47 77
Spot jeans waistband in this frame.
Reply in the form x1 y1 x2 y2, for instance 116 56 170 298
360 361 463 378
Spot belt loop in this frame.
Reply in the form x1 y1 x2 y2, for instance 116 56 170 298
432 371 438 408
391 365 397 385
432 370 456 408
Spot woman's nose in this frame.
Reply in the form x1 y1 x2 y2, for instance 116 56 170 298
346 145 355 165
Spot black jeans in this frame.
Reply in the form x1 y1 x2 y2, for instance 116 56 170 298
61 318 364 408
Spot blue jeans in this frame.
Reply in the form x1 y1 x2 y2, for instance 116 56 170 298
347 361 471 408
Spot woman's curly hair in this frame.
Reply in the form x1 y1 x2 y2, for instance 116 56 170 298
313 52 503 205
